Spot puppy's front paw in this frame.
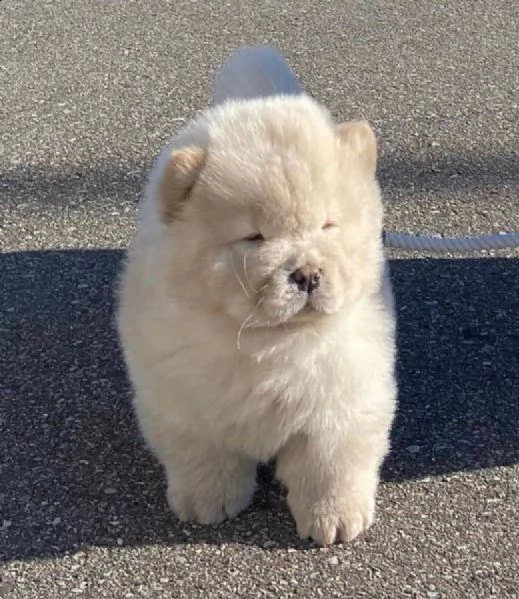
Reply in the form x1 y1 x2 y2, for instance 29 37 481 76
287 491 375 546
166 462 256 525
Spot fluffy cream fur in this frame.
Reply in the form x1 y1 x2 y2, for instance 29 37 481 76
116 52 397 545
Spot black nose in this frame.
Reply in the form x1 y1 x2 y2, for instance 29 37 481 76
290 267 321 294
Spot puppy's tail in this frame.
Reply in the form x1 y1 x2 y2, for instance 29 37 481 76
212 46 303 105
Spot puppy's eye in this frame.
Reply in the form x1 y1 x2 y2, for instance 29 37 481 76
244 233 265 242
323 222 337 230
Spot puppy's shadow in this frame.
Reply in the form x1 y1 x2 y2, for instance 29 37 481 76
1 249 518 562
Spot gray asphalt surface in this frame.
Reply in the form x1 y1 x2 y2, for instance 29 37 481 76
1 1 518 598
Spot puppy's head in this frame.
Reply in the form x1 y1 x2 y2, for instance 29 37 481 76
153 98 384 330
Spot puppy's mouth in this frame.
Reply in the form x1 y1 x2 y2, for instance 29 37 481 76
268 293 334 328
296 294 332 318
302 299 320 314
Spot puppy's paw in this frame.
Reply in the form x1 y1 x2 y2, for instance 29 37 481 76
288 491 375 546
166 465 256 525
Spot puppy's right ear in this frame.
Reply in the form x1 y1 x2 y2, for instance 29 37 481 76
158 146 205 223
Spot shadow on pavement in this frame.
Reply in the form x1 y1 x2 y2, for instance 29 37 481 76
1 150 518 210
378 151 519 196
1 249 518 561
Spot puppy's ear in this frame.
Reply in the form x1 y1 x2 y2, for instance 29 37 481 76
158 146 206 223
336 120 377 177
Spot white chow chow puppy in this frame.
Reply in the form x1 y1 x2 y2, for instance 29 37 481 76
116 46 397 545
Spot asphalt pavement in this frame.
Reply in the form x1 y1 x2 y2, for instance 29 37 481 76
1 1 518 598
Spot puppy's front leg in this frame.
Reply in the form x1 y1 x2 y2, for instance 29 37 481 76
160 439 257 525
276 417 392 545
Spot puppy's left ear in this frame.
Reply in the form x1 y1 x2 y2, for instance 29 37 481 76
336 120 377 177
158 146 206 223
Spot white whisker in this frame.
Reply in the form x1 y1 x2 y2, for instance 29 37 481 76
243 252 258 293
237 312 254 351
230 249 250 299
236 297 264 351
